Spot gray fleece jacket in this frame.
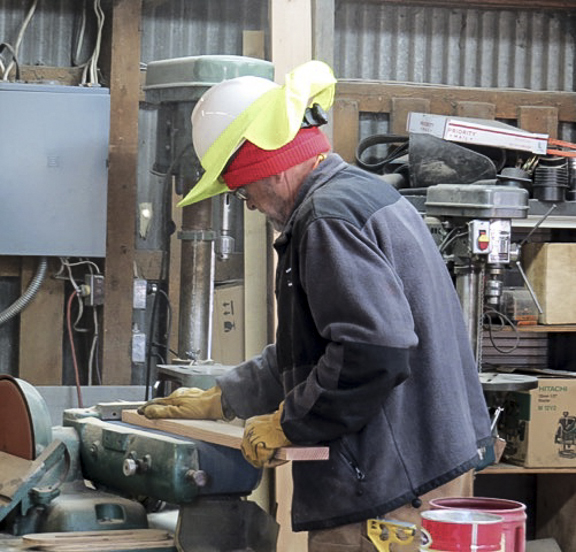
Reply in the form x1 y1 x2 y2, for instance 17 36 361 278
217 154 492 532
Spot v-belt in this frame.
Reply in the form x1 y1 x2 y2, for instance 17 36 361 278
547 138 576 157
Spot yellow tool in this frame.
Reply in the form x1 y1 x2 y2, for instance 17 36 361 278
367 519 417 552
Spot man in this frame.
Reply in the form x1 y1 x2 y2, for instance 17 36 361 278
139 61 493 551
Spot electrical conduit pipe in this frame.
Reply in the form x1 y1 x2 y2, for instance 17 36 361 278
0 257 47 326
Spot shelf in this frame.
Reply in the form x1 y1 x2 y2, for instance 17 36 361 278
495 324 576 333
479 462 576 475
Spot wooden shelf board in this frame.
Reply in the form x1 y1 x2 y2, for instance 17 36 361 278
479 462 576 474
516 324 576 333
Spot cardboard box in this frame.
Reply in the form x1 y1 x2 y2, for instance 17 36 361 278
212 282 245 365
522 243 576 325
500 378 576 467
406 112 549 155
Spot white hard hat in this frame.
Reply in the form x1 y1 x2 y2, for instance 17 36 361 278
191 75 279 160
179 60 336 206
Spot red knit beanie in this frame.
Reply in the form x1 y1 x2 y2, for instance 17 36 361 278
222 127 330 190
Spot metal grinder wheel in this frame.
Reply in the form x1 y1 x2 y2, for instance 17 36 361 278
0 375 52 460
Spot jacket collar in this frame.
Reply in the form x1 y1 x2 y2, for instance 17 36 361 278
275 153 347 246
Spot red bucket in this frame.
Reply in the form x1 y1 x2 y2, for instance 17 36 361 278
420 509 504 551
429 498 526 552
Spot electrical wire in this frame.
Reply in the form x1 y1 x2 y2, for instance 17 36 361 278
66 290 84 408
90 0 104 85
0 42 20 81
57 257 101 333
1 0 37 81
57 257 103 386
88 307 100 385
483 306 521 354
157 288 173 360
0 257 47 326
79 0 104 86
72 0 88 67
144 284 173 401
439 228 468 255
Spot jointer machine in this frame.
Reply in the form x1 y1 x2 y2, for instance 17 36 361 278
0 374 278 551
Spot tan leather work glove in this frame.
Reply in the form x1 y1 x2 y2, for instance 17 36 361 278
241 402 291 468
137 386 225 420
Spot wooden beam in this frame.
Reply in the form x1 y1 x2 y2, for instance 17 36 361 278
19 258 64 385
336 81 576 123
390 97 430 135
270 0 312 80
101 0 142 384
0 257 21 278
456 101 496 120
518 106 560 139
122 410 329 462
333 99 360 163
21 65 84 86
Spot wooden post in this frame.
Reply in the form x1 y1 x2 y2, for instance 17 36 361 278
19 258 64 384
101 0 142 384
270 2 313 549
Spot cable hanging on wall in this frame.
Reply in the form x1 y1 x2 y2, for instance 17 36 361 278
0 0 37 81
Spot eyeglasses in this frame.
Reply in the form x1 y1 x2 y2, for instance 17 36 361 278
233 187 249 201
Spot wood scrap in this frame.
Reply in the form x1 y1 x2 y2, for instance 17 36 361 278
22 528 170 545
31 542 174 552
22 529 174 551
121 410 329 462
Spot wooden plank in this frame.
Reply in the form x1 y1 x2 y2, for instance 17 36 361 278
518 324 576 332
336 81 576 123
270 0 312 81
390 97 430 135
168 189 182 360
242 30 265 60
333 99 360 163
518 105 559 138
122 410 329 462
30 541 174 552
21 65 84 86
0 257 21 277
19 258 64 385
456 101 496 120
22 529 171 547
101 0 142 384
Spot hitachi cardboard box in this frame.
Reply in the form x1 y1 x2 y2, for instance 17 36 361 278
500 377 576 467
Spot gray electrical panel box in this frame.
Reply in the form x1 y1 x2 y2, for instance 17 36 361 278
0 82 110 257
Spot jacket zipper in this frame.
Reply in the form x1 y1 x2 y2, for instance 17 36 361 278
340 439 366 482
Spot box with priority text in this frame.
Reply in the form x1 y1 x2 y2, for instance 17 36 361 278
407 112 549 155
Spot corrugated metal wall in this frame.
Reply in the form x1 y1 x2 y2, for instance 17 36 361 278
141 0 269 62
1 1 573 88
336 2 576 91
